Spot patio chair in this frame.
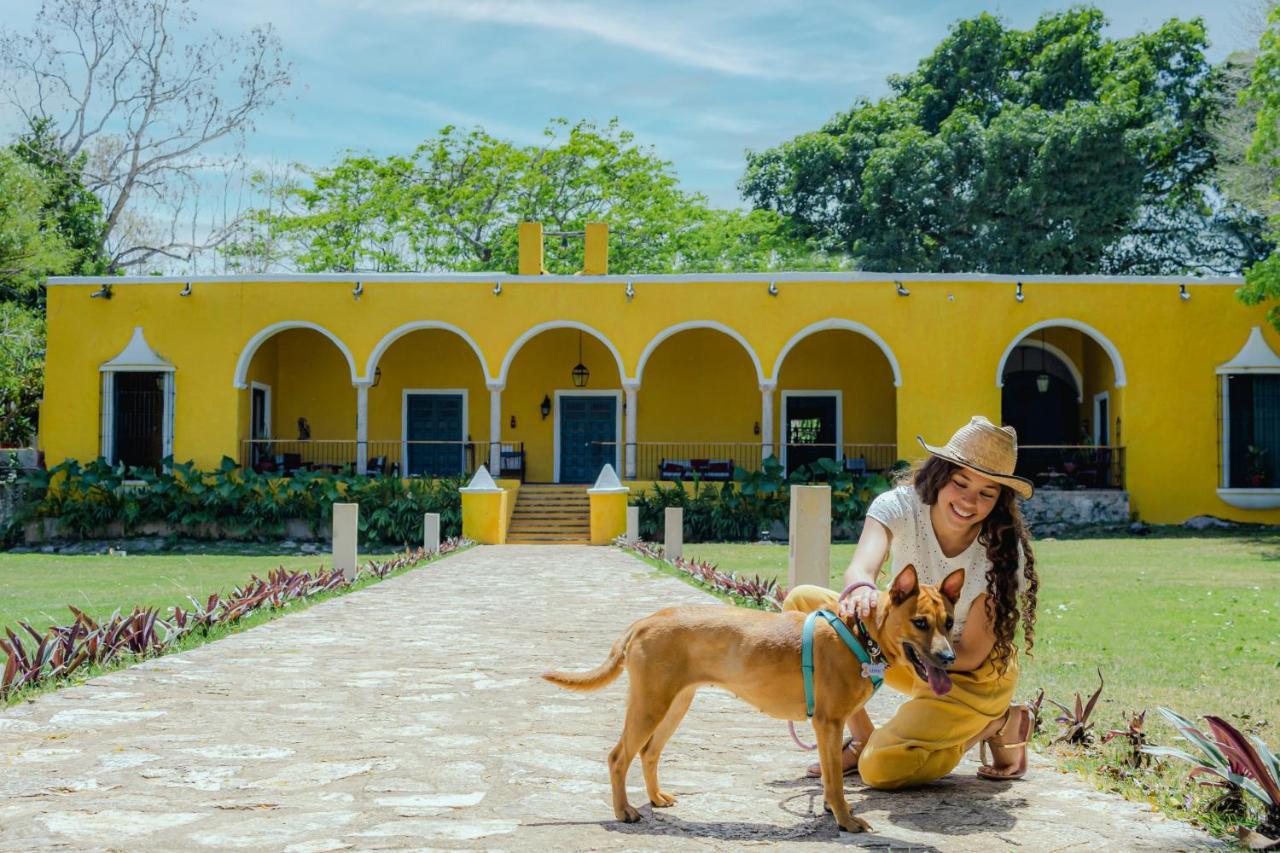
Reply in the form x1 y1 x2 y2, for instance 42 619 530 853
499 446 525 483
366 455 388 476
843 457 868 476
659 459 691 480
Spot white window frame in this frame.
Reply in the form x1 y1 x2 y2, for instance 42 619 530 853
250 381 273 440
780 389 844 472
401 388 468 477
100 368 175 465
553 389 623 484
1092 391 1110 446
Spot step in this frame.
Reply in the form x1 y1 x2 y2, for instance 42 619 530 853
508 526 591 535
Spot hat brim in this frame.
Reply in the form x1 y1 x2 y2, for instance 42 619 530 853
917 436 1035 499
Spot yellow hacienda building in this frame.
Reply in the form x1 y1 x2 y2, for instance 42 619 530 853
37 223 1280 525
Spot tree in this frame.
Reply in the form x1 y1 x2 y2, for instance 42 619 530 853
0 303 45 446
241 119 839 275
0 148 71 304
0 0 291 271
1238 4 1280 329
741 8 1263 275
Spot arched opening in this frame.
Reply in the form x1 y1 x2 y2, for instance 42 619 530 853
999 324 1125 489
774 328 898 476
504 326 623 483
238 326 357 473
366 328 489 478
635 326 761 480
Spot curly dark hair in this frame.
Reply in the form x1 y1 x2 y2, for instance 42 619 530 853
897 456 1038 672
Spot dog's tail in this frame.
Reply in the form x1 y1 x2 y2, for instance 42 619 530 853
541 623 636 692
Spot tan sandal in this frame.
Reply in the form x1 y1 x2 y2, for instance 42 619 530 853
977 704 1031 781
806 737 862 778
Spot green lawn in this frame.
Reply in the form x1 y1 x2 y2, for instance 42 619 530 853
0 550 398 632
682 536 1280 726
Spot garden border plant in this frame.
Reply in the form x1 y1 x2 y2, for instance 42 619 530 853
1 537 470 705
617 537 786 611
630 455 899 544
5 456 464 547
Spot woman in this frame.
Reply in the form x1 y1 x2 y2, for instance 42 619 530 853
784 415 1039 788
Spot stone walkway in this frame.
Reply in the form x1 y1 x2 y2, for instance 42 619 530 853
0 545 1221 851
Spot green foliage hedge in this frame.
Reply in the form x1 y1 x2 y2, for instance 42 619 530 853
8 457 463 546
631 456 901 542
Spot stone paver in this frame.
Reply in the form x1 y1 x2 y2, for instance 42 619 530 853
1 545 1222 851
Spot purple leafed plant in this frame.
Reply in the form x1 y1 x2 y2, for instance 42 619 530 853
0 538 468 700
1048 668 1104 746
617 538 787 611
1102 710 1150 769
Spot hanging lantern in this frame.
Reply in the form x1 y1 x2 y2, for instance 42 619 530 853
571 331 589 388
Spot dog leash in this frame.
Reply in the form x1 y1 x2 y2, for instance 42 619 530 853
788 609 886 751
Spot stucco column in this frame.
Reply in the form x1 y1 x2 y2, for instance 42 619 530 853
355 382 370 475
623 379 640 479
760 381 777 460
488 382 504 474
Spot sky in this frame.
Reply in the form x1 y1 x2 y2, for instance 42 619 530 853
0 0 1263 211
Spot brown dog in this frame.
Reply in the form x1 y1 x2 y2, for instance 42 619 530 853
542 564 965 833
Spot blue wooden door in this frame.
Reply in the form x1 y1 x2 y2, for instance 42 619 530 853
559 395 616 483
406 394 464 476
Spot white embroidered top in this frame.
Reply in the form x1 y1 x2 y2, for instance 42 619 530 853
865 484 1026 639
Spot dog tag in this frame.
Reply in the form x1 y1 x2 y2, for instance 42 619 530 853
862 662 886 679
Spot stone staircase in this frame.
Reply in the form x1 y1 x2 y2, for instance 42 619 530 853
506 484 590 545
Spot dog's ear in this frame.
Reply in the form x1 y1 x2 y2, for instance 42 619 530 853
890 565 919 604
940 568 965 605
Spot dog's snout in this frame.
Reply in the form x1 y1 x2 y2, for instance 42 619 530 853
936 648 955 666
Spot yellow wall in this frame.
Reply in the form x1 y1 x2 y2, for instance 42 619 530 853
40 272 1277 524
368 329 489 470
504 328 621 483
775 329 896 445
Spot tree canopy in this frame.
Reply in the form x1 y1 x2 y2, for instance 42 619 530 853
232 119 840 275
740 7 1265 275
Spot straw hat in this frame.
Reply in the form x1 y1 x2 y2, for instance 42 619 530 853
917 416 1034 499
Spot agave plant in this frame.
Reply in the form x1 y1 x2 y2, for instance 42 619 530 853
1047 668 1104 745
1144 708 1280 847
1102 710 1150 769
1028 688 1046 735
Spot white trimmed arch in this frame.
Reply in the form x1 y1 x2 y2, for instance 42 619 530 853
996 319 1127 390
634 321 766 385
497 321 627 385
770 319 903 386
1003 340 1084 402
364 321 490 384
233 321 358 389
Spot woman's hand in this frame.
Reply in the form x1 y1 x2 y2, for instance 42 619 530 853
838 585 878 621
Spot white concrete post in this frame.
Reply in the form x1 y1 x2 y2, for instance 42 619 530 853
760 381 776 461
355 383 370 474
333 502 359 581
626 505 639 543
487 382 504 474
424 512 440 553
623 380 639 479
788 485 831 590
664 506 683 560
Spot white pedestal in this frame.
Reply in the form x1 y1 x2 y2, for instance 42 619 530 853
788 485 831 590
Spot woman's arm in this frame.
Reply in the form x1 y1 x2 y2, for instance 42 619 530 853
951 592 997 671
837 518 892 620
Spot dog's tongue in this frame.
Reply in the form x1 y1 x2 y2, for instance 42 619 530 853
926 664 953 696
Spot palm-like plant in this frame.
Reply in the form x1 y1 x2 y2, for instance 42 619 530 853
1144 708 1280 848
1047 668 1104 745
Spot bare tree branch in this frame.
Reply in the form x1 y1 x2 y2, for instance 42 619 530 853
0 0 291 271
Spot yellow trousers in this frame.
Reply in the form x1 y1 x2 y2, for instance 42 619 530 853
782 584 1018 790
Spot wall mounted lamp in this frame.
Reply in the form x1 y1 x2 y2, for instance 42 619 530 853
1015 281 1024 303
753 421 760 436
510 415 517 429
895 280 910 297
493 281 503 296
180 282 192 297
352 281 364 300
540 395 551 419
371 367 382 388
625 281 635 301
90 283 112 299
768 281 779 296
1179 284 1190 301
